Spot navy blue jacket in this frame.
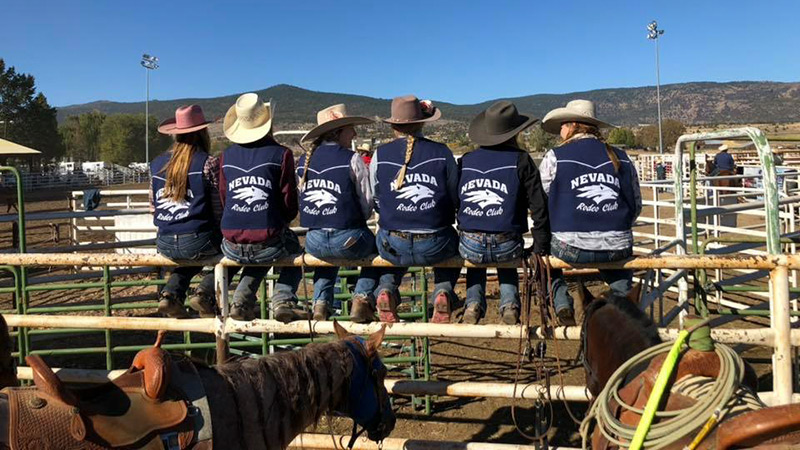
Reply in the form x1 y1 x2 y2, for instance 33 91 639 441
457 147 523 233
713 151 735 171
548 139 635 233
150 151 213 235
220 143 288 242
373 137 456 230
297 144 365 229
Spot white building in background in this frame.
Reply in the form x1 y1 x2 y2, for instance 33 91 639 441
81 161 107 173
58 161 76 174
128 162 148 172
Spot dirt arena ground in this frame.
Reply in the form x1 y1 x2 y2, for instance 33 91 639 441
0 184 784 448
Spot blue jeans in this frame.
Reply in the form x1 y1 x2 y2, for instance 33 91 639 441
459 231 523 315
376 227 460 303
305 228 379 308
221 229 303 308
157 230 220 301
549 238 633 312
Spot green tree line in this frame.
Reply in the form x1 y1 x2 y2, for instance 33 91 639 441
0 59 63 159
60 111 171 165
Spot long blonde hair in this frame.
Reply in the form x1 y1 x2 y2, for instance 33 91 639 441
161 129 210 202
392 123 424 189
563 122 620 173
299 129 343 190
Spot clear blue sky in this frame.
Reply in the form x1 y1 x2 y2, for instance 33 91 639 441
3 0 798 107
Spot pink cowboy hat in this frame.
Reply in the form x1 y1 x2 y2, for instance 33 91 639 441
158 105 212 135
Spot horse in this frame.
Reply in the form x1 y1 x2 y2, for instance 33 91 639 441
579 286 800 449
0 316 395 449
579 283 661 398
704 156 742 190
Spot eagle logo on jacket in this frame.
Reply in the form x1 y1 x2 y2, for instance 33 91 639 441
304 189 338 207
232 186 269 205
576 184 618 204
395 184 435 204
463 189 504 209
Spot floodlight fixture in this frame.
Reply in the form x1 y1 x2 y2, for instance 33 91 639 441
646 21 665 154
141 53 159 164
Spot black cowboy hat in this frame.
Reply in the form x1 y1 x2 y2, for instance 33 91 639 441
468 101 538 147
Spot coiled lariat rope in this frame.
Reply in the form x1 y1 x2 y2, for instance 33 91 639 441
579 335 764 449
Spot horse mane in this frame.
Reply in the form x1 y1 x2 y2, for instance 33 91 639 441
214 340 353 449
585 293 661 345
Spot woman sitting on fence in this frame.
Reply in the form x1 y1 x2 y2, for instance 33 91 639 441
150 104 222 318
297 104 378 322
457 101 550 325
219 93 304 323
539 100 642 325
371 95 460 323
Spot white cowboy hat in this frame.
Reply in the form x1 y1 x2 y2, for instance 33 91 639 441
301 104 373 143
541 99 616 134
718 144 729 151
223 93 274 144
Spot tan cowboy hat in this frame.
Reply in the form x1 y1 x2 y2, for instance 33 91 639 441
158 105 211 135
301 104 373 143
223 93 274 144
468 101 538 146
382 95 441 124
541 99 616 134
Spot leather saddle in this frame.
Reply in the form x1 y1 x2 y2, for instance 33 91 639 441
716 403 800 449
3 332 197 449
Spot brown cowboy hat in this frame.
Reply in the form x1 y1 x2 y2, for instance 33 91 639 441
468 101 538 146
301 104 373 143
382 95 441 124
158 105 212 135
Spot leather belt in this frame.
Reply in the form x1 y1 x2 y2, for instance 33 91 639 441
388 230 437 240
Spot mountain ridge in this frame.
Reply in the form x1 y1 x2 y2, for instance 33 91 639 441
57 81 800 126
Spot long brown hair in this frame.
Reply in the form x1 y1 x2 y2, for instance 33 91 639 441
391 123 424 189
562 122 620 173
161 129 210 202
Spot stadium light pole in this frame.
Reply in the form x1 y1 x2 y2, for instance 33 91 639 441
140 54 159 164
647 21 665 154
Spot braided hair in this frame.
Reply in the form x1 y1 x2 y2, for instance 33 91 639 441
299 129 343 190
391 123 424 189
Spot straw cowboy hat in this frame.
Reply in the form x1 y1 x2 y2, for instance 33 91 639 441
157 105 211 135
223 93 274 144
468 101 538 146
541 99 615 134
718 144 729 151
382 95 441 124
301 104 373 143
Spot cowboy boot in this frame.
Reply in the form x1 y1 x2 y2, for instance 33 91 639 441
376 289 400 323
188 289 217 318
350 294 376 324
431 290 452 324
462 303 482 325
274 303 310 324
312 303 330 321
230 301 256 321
157 291 189 319
501 306 520 325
